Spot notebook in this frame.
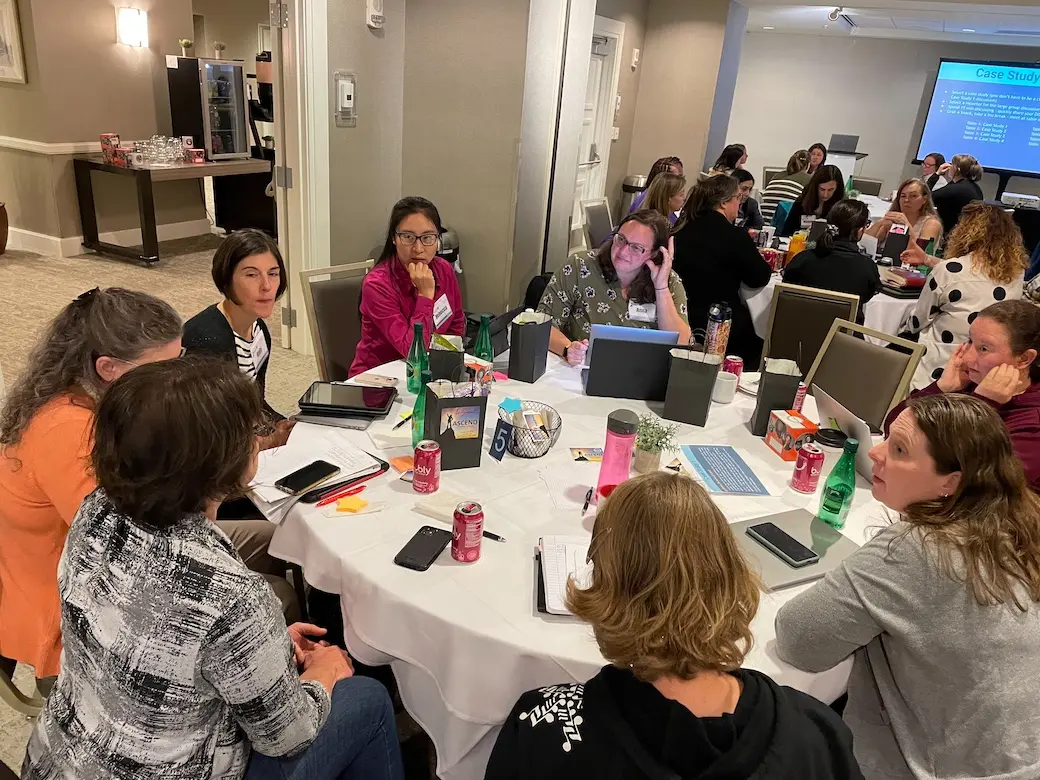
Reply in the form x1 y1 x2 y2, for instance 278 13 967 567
537 536 592 616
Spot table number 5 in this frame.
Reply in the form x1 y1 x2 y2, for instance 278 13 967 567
489 420 513 462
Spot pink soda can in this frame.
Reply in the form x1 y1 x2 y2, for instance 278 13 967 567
451 502 484 563
791 442 825 493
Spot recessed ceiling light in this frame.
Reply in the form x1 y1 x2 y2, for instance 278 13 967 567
962 28 976 32
763 26 775 30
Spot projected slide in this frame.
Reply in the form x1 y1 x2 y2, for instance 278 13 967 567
916 60 1040 176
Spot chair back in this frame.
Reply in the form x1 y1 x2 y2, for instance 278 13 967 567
762 167 785 188
764 283 859 375
581 199 614 251
772 200 794 230
852 177 884 197
805 319 924 429
0 656 45 717
299 260 374 381
523 273 553 311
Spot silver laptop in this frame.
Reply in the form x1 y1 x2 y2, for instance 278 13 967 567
585 323 679 366
828 134 860 154
732 509 860 591
812 385 875 483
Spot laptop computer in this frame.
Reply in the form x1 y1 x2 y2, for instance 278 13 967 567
828 134 860 154
582 339 690 401
731 509 860 591
812 385 876 483
586 323 679 366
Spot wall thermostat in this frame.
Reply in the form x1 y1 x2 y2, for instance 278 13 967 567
334 71 357 128
366 0 385 29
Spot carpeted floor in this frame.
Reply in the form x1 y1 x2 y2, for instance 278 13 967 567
0 237 321 774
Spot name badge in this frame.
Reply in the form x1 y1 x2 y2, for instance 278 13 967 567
250 334 269 375
628 301 657 323
800 215 815 229
433 294 453 330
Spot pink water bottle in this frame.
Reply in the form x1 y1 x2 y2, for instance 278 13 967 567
595 410 639 502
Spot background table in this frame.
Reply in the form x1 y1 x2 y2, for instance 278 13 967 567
858 193 894 222
270 359 883 780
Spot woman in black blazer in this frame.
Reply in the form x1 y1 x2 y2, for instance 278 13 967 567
932 153 985 235
780 164 845 237
671 174 773 368
182 229 292 449
783 199 881 325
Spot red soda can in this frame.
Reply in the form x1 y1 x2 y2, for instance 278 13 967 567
791 442 825 493
723 355 743 380
413 440 441 494
452 502 484 563
793 382 808 413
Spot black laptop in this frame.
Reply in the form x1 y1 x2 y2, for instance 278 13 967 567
582 339 695 402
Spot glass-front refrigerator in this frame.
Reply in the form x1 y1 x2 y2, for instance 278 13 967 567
199 58 249 159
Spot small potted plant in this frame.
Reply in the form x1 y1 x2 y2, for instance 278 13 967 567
633 414 678 474
177 38 193 57
213 41 226 59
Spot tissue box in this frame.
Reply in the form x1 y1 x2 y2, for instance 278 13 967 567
181 135 194 150
99 133 120 163
110 148 132 168
187 148 206 164
765 410 819 461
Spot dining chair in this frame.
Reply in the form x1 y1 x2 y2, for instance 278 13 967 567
772 201 794 230
761 166 785 188
0 655 45 717
763 283 859 376
299 260 374 382
852 177 884 197
805 319 925 430
581 198 614 251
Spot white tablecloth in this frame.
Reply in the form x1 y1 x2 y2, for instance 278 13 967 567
270 359 885 780
742 275 914 344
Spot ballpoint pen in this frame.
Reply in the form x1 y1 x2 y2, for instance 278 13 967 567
392 411 413 430
482 529 506 543
581 487 593 515
315 484 366 508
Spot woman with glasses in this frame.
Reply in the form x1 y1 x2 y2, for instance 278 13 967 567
864 178 942 249
536 210 691 366
671 175 773 367
920 151 947 192
350 196 465 376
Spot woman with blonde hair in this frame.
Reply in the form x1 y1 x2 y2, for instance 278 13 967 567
642 172 686 225
865 177 942 247
932 153 984 234
777 394 1040 779
901 202 1027 389
486 472 862 780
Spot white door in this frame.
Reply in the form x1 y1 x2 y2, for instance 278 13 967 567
572 51 604 230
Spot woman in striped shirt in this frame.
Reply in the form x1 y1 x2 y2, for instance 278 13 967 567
758 150 811 224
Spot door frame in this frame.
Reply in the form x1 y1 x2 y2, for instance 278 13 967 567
587 16 624 206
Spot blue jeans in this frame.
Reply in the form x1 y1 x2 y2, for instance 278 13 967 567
245 676 405 780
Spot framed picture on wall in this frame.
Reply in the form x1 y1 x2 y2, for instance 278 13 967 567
0 0 26 84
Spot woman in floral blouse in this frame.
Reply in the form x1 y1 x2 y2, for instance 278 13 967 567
537 210 691 366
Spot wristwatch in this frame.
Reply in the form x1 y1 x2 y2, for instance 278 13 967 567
563 343 570 362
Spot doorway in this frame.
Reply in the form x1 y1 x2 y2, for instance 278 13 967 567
570 16 623 248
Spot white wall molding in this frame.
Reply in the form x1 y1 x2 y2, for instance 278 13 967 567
6 227 63 256
0 135 98 156
8 219 212 259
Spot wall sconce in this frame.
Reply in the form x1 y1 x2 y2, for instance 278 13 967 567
116 7 149 47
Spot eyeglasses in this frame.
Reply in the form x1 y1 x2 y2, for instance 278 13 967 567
108 346 186 368
396 232 439 247
612 232 650 258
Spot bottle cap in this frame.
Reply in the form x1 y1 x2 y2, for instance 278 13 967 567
607 409 639 436
844 437 859 454
814 428 847 449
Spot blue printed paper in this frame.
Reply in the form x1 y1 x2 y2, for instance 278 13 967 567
498 397 523 414
680 445 769 496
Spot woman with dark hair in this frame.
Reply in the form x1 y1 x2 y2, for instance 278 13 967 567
671 175 773 366
487 472 862 780
901 202 1026 389
885 299 1040 491
642 172 686 224
932 153 985 235
22 358 404 780
777 393 1040 779
806 142 827 174
708 143 747 175
759 149 811 223
920 151 946 191
183 229 291 445
731 168 764 229
780 164 845 237
536 210 691 365
783 199 880 324
349 196 465 376
627 156 683 215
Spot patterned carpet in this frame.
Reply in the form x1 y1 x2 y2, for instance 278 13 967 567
0 237 320 774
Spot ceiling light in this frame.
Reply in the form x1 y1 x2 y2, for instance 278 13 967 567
828 7 844 22
962 28 976 33
763 26 775 30
116 7 148 47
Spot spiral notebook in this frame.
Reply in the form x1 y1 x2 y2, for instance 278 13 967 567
536 536 592 616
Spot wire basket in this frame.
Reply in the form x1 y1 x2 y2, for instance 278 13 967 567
498 401 562 458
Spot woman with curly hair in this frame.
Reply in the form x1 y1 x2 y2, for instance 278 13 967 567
777 394 1040 779
901 202 1027 389
485 472 863 780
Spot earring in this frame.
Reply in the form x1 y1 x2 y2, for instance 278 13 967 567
941 492 949 498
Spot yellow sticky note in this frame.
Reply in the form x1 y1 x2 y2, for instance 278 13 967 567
336 496 369 513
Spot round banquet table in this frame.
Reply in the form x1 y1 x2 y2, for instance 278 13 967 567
269 357 886 780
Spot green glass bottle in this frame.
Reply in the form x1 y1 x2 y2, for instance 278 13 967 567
411 369 431 447
474 314 494 363
406 322 428 394
818 438 859 529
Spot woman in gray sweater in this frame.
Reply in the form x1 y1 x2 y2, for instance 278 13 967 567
776 393 1040 780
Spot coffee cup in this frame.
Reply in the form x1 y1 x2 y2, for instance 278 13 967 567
712 371 738 404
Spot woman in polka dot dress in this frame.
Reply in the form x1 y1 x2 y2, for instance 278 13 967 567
901 203 1027 390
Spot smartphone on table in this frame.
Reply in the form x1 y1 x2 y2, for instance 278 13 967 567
274 460 341 496
746 522 820 568
394 526 452 571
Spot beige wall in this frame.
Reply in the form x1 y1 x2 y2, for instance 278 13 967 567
629 0 731 180
0 148 59 235
191 0 269 64
402 0 529 312
595 0 649 217
327 0 405 266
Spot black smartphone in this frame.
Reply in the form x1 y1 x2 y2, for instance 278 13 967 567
746 522 820 568
394 526 452 571
274 460 341 496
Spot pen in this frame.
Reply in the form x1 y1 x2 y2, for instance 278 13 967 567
581 487 593 515
483 530 506 543
392 411 413 430
315 484 366 508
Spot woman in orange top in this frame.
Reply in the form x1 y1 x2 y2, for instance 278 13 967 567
0 288 183 681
